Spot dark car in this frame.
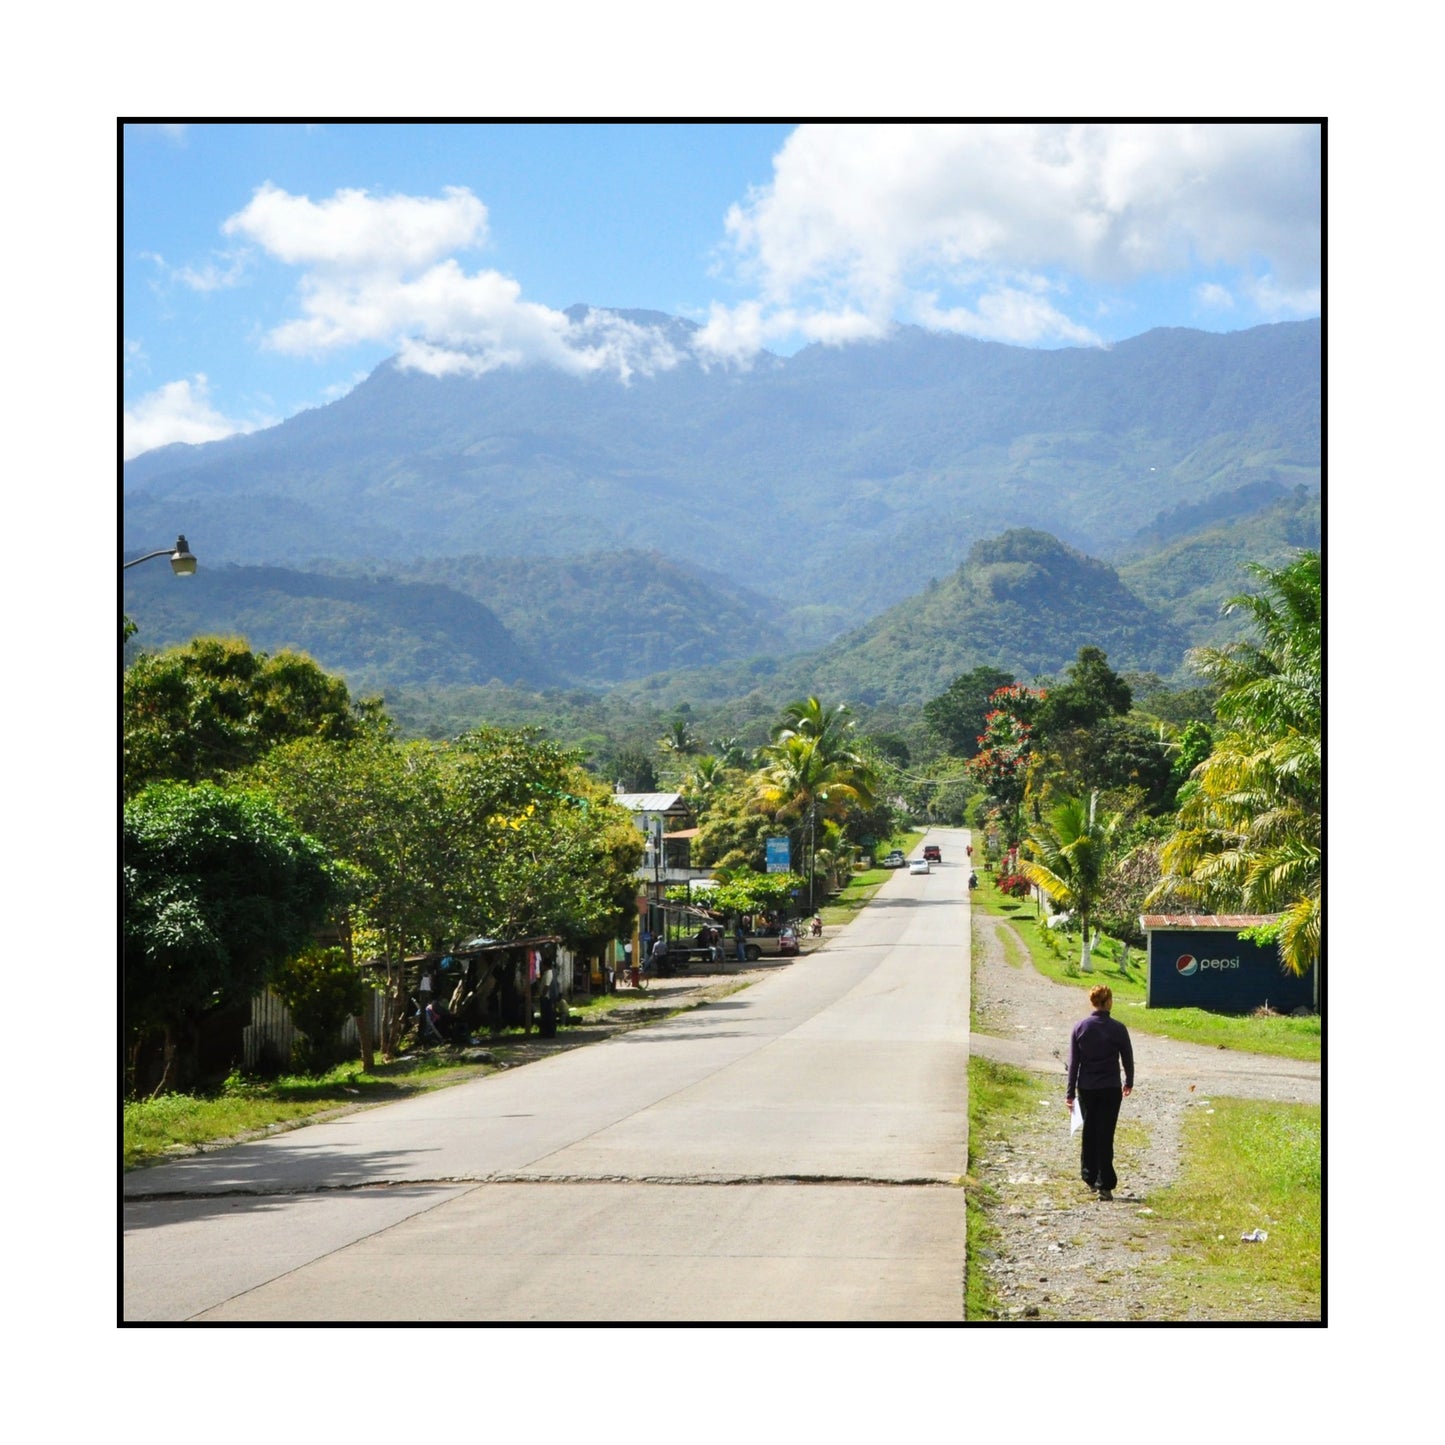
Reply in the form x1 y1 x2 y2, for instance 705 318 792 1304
923 844 941 862
882 849 906 869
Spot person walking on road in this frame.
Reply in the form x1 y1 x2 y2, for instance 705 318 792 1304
1066 983 1134 1201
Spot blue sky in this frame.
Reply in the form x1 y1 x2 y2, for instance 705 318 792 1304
123 121 1321 459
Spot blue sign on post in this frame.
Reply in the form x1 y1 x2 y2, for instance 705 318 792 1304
765 837 791 873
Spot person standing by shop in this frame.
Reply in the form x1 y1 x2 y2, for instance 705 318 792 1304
1066 984 1134 1201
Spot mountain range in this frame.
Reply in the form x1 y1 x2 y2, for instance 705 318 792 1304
123 311 1320 706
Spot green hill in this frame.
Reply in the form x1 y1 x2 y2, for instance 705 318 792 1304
1116 485 1321 646
122 564 548 692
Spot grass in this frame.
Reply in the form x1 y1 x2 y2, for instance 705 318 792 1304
971 867 1320 1063
819 831 923 925
1143 1098 1321 1319
124 983 746 1167
964 1055 1049 1320
123 1054 493 1168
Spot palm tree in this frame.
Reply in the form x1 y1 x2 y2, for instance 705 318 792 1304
1020 792 1121 973
754 732 876 908
711 734 748 769
1150 552 1321 976
771 696 856 759
658 717 700 756
682 754 731 814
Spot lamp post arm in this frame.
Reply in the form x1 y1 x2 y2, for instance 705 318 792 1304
123 548 175 569
122 535 197 575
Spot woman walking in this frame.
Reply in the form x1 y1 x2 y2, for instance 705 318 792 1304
1066 984 1134 1201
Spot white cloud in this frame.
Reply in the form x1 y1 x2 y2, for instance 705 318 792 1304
1240 273 1322 318
123 375 258 459
176 250 250 292
223 183 489 272
1196 282 1236 310
712 122 1320 355
226 185 686 383
913 286 1101 346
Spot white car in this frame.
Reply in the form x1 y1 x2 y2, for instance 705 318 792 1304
908 857 930 875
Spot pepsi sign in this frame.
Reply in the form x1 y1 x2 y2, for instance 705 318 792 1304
1148 929 1313 1012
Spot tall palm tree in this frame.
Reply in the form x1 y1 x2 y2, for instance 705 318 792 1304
772 696 856 759
1151 552 1321 977
754 732 876 907
1020 792 1120 973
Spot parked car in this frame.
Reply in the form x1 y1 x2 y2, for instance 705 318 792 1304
882 849 906 869
909 857 930 875
923 844 941 862
731 925 803 961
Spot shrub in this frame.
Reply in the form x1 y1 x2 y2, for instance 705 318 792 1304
272 945 367 1073
996 872 1033 899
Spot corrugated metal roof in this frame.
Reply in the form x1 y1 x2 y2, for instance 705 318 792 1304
614 792 686 811
1140 914 1279 930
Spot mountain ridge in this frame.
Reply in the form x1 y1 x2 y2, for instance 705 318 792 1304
123 313 1319 629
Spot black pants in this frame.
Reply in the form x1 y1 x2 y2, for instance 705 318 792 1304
1077 1086 1124 1191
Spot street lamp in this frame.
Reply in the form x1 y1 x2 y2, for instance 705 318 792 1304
123 535 197 575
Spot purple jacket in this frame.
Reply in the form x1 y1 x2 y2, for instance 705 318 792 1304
1067 1010 1134 1095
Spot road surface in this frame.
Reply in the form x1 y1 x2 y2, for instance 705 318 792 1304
123 829 973 1322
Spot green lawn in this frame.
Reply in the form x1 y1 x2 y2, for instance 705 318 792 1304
124 1055 494 1168
1143 1097 1321 1319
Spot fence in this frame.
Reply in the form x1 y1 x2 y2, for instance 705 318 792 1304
242 944 581 1068
242 986 387 1071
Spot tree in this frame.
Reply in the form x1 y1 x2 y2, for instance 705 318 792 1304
704 870 808 919
681 754 734 814
754 727 876 909
1151 552 1321 977
657 715 700 757
609 745 658 793
1020 792 1121 973
253 725 644 1054
693 803 777 873
1169 719 1214 799
965 690 1044 848
923 666 1016 757
447 726 643 947
1042 717 1177 813
771 695 858 759
124 781 341 1093
250 731 465 1055
123 637 361 796
1035 646 1132 738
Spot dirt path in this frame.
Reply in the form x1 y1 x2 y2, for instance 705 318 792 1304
968 909 1320 1322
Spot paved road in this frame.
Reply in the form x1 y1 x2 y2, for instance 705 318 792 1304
123 829 975 1322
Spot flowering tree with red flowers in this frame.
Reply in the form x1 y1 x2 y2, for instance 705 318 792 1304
965 686 1045 848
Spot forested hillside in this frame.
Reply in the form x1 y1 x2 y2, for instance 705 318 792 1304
122 549 788 690
121 564 549 691
1116 485 1321 646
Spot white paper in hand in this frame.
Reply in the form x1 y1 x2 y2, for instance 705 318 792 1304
1070 1097 1084 1135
